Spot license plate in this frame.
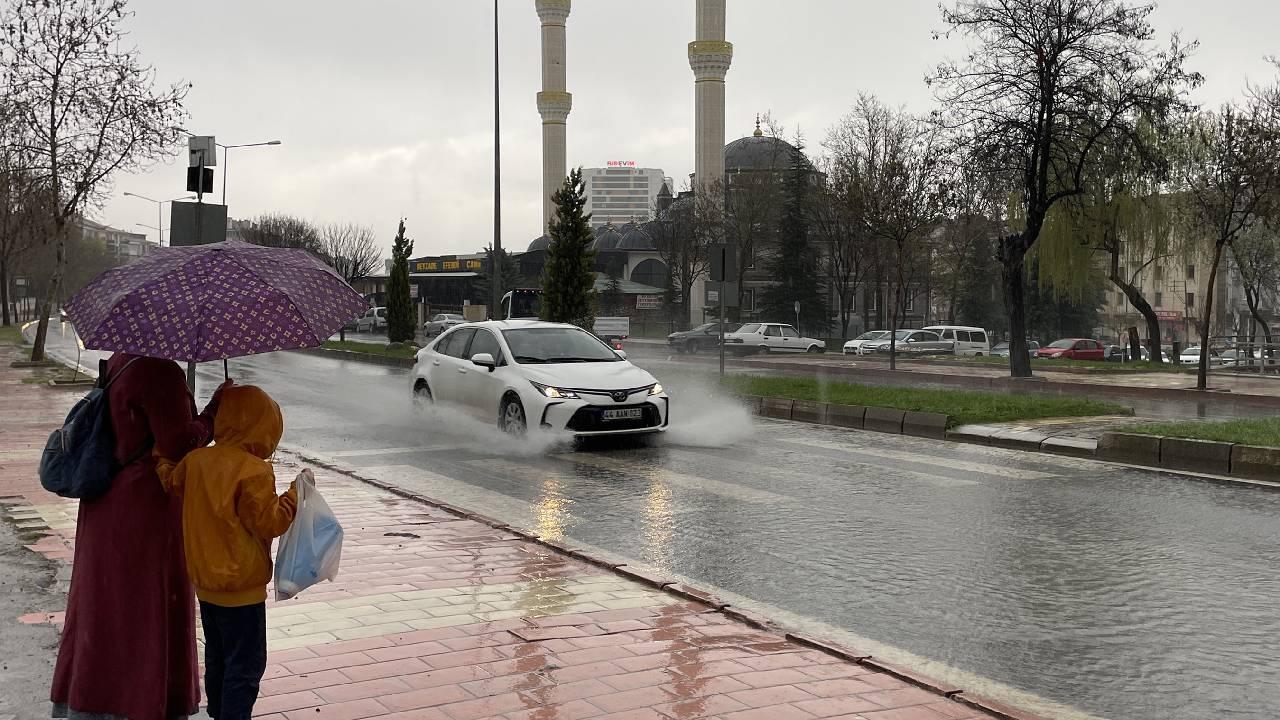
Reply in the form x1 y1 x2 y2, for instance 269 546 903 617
602 408 644 421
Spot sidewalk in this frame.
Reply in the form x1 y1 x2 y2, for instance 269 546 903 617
0 344 1010 720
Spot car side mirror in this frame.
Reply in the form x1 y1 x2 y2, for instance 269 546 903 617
471 353 496 371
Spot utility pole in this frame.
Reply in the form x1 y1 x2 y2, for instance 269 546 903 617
491 0 503 319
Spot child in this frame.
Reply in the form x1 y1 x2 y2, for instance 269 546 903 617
159 385 301 720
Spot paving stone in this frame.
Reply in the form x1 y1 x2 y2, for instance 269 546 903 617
902 411 949 440
1040 436 1097 459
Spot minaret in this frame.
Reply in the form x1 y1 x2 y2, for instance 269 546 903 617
536 0 572 232
689 0 732 193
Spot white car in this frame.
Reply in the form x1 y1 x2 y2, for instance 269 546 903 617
843 330 889 355
410 320 669 437
724 323 826 355
355 306 387 333
923 325 991 356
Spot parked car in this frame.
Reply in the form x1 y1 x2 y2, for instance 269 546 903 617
1104 345 1125 362
1035 338 1106 361
355 306 387 333
424 313 466 338
667 322 742 354
861 329 953 355
410 320 669 437
723 323 826 355
1179 346 1223 365
922 325 991 356
843 330 890 355
991 340 1041 358
1138 347 1172 363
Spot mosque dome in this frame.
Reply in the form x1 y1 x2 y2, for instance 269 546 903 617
593 225 624 251
617 223 656 251
724 134 812 173
527 234 552 252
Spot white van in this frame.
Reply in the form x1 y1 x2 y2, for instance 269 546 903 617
923 325 991 357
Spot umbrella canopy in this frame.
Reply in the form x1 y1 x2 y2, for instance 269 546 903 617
65 240 370 363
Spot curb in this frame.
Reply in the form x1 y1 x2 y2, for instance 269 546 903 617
743 394 1280 491
1098 432 1280 484
280 444 1048 720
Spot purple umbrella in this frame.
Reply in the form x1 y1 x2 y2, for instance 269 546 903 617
64 240 369 368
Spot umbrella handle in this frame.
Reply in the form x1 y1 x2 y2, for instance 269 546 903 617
223 358 229 381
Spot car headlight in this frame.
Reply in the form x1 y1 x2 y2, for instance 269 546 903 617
649 383 664 396
531 381 578 399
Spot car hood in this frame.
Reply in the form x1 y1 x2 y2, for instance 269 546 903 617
516 360 657 390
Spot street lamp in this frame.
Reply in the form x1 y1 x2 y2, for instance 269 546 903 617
219 140 282 205
123 192 196 246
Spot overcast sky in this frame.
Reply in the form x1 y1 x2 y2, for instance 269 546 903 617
101 0 1278 260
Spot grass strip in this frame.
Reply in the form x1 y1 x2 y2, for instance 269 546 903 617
322 340 418 359
723 374 1132 427
1124 418 1280 448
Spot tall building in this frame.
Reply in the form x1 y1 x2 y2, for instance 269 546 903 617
536 0 572 232
582 165 669 228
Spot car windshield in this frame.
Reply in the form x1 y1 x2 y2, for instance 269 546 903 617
1047 339 1075 349
993 342 1009 350
737 323 761 334
890 330 916 340
855 331 885 341
502 327 622 363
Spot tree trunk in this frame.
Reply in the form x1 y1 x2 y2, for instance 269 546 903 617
1110 276 1163 364
1000 237 1032 378
30 221 67 362
1197 241 1227 391
0 256 10 327
1244 286 1273 366
889 242 906 372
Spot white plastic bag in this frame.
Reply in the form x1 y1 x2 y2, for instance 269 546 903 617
274 470 344 601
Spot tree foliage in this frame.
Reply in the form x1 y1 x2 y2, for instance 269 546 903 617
541 168 597 330
651 184 714 328
3 0 190 360
240 213 322 254
762 138 828 335
475 244 523 310
386 218 415 344
930 0 1199 377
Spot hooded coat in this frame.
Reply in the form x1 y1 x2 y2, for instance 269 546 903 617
161 385 297 607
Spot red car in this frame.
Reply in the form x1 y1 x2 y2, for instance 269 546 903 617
1036 338 1106 361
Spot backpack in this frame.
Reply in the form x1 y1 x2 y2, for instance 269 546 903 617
38 358 144 500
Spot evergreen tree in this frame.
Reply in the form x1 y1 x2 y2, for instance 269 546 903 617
386 218 416 343
541 168 597 329
762 142 828 335
601 260 625 316
475 244 522 307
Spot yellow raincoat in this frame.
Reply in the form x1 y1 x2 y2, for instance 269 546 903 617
159 385 297 607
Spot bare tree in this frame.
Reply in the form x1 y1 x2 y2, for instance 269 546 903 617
1230 223 1280 360
1177 95 1280 388
319 222 380 340
3 0 189 361
240 213 322 253
929 0 1199 377
650 184 714 329
811 174 869 340
0 112 54 326
826 94 946 370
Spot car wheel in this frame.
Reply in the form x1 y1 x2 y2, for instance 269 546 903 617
413 381 433 409
807 345 822 353
688 340 700 355
974 352 983 357
756 345 770 355
500 394 527 436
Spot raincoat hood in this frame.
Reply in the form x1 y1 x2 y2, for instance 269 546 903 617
214 385 282 459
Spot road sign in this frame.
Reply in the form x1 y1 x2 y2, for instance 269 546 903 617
188 136 216 167
186 167 214 193
710 243 737 282
410 285 419 299
170 201 227 246
635 294 662 310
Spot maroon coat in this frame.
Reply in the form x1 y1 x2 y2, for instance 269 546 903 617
51 354 217 720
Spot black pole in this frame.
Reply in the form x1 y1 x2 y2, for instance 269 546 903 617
491 0 503 319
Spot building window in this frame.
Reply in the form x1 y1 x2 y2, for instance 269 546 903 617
1154 266 1164 281
1155 291 1163 307
868 291 878 312
742 289 755 313
904 290 915 312
1187 264 1196 279
1186 292 1195 308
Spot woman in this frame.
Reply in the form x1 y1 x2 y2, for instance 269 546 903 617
52 354 229 720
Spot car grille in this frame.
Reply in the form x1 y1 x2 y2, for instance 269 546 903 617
566 403 661 432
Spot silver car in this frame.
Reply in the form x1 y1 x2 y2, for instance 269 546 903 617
424 313 466 338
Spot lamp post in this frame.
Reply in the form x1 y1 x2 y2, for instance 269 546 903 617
218 140 282 205
123 192 195 246
491 0 503 318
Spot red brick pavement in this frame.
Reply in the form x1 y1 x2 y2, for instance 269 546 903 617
0 345 1007 720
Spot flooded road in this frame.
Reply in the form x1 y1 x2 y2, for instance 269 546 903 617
31 327 1280 719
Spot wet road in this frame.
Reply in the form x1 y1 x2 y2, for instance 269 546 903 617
29 325 1280 719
